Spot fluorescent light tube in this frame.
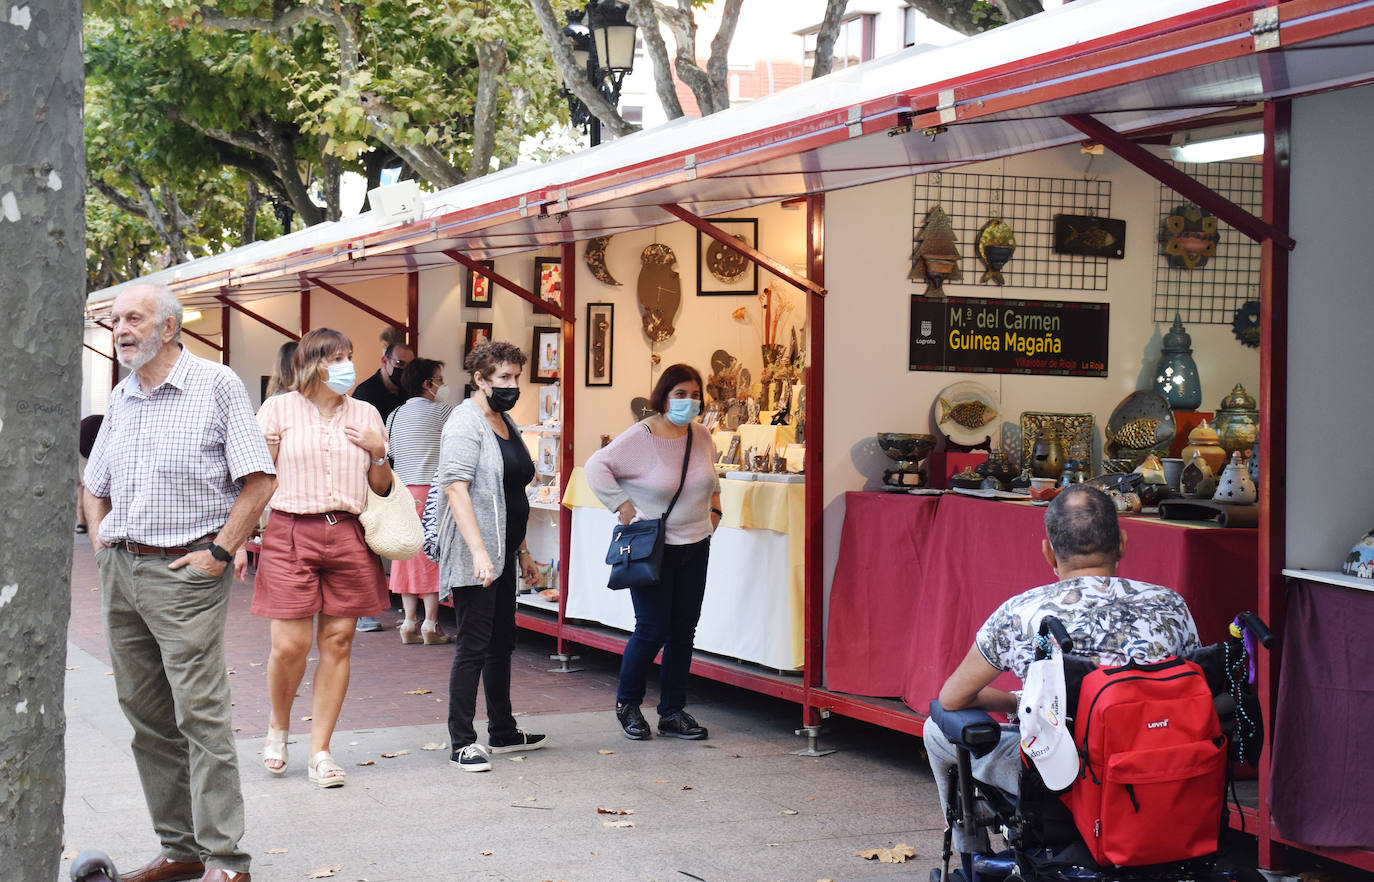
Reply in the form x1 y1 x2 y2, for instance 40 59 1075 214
1170 132 1264 163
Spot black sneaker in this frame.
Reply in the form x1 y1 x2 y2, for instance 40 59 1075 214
616 702 652 740
489 730 547 754
657 710 708 740
449 743 491 772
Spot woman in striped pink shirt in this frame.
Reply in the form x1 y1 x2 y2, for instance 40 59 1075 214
253 328 392 789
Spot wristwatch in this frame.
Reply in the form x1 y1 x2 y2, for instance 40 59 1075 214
710 508 723 517
208 544 233 564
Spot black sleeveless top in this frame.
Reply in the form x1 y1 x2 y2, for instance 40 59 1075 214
496 427 535 550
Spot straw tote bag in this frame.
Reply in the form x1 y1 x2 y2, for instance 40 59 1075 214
359 468 424 560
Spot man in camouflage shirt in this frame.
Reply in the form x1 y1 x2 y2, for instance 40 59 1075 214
923 484 1199 872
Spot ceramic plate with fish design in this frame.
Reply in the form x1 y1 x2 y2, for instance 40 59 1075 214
932 380 1000 447
1104 390 1176 466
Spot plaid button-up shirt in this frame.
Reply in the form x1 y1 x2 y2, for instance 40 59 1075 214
85 346 276 547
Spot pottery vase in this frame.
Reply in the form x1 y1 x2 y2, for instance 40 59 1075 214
1152 313 1203 411
1212 451 1257 505
1180 418 1228 474
1031 430 1065 479
1180 451 1217 498
1213 383 1260 457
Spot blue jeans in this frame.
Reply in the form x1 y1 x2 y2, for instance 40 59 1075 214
616 538 710 717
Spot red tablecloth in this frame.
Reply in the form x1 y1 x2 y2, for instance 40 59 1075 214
825 492 1258 713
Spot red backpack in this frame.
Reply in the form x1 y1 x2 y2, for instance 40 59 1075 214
1062 656 1226 867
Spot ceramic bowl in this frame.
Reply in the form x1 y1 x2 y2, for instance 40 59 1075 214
876 432 936 463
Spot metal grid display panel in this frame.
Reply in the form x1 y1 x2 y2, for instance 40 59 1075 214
913 173 1112 291
1153 160 1262 324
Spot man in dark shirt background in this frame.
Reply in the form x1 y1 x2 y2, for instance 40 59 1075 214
353 340 413 423
351 339 413 631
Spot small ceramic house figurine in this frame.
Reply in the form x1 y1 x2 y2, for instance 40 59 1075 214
1343 529 1374 579
1181 451 1217 498
1212 451 1257 505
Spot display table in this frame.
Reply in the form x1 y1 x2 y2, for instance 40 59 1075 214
1269 573 1374 848
561 467 805 670
825 491 1258 712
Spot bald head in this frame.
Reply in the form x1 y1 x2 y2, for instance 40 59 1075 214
1044 484 1122 569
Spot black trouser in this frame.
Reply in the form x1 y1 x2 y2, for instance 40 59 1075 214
446 553 519 748
616 538 711 717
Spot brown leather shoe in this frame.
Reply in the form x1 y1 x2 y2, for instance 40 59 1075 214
200 870 251 882
121 855 205 882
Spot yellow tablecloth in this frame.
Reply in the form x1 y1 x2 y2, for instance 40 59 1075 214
563 466 806 668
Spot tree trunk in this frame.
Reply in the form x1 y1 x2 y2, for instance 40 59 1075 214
468 38 508 182
810 0 849 79
526 0 638 137
626 0 684 120
321 152 341 222
704 0 743 111
0 2 83 878
242 179 261 243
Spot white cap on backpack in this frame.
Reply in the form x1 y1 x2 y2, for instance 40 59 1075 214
1019 641 1080 791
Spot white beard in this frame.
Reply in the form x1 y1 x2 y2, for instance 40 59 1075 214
117 332 162 370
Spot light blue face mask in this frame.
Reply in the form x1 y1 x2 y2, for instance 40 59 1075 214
324 360 356 395
666 397 701 426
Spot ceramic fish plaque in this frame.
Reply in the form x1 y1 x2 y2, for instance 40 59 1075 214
976 218 1016 285
1053 214 1126 259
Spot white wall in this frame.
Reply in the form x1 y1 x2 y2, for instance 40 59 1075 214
1286 85 1374 569
821 145 1262 613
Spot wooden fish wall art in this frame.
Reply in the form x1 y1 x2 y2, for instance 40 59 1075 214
637 243 680 343
909 205 962 297
584 235 622 286
1160 204 1219 269
976 218 1016 285
1053 214 1126 259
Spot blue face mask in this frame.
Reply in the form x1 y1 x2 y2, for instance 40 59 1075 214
324 360 356 395
666 397 701 426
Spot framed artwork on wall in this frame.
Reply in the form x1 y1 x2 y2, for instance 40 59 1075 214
534 256 562 307
585 302 614 387
465 260 495 308
697 217 757 296
531 326 559 384
538 384 560 423
536 435 559 476
464 322 492 361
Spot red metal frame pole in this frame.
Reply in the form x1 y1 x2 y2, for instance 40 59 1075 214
556 242 577 658
661 203 827 298
802 193 827 727
1062 114 1296 250
215 291 301 342
300 278 311 335
95 319 120 388
442 250 570 322
220 305 230 367
306 276 408 331
182 327 223 353
84 343 114 361
407 271 420 351
1256 99 1291 872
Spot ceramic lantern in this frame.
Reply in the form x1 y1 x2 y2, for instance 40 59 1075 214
1152 314 1202 411
1212 451 1257 505
1213 383 1260 457
1181 451 1217 498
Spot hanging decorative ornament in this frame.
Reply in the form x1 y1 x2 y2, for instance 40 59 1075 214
976 218 1017 285
1231 300 1261 348
584 235 622 286
637 243 680 343
1160 203 1220 269
909 205 962 297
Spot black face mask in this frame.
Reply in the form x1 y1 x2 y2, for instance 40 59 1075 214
486 386 520 413
390 364 408 385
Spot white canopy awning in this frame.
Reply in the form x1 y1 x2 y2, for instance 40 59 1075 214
86 0 1374 312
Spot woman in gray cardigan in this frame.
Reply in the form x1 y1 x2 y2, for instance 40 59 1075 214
438 341 543 772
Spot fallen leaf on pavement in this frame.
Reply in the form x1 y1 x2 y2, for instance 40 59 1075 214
510 755 525 762
250 662 262 667
66 666 78 671
596 807 634 815
61 851 77 860
356 760 375 766
479 850 493 856
602 819 635 828
104 672 114 676
305 864 340 878
226 668 237 675
380 750 409 758
597 749 615 755
265 848 287 854
300 716 312 722
855 844 916 864
780 808 799 815
653 779 670 784
681 785 693 790
404 689 432 695
421 742 446 751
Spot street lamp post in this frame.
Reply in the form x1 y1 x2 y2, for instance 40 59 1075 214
559 0 638 147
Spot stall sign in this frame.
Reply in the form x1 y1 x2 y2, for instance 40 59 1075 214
910 295 1109 377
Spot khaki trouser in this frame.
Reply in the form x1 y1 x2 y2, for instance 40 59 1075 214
97 545 250 874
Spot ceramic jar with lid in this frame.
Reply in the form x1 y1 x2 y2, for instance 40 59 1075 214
1152 313 1203 411
1180 418 1227 473
1213 383 1259 457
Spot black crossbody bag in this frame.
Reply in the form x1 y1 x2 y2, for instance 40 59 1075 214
604 428 693 590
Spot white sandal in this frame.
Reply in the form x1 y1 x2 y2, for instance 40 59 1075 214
308 750 346 788
263 727 288 776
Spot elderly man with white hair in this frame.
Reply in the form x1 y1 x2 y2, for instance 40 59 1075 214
83 284 276 882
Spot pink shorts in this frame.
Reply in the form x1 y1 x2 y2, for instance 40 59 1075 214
251 511 389 620
389 485 439 596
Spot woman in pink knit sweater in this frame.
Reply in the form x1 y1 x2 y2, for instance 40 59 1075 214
584 364 722 740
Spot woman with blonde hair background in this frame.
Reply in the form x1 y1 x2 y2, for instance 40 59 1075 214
253 328 391 788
